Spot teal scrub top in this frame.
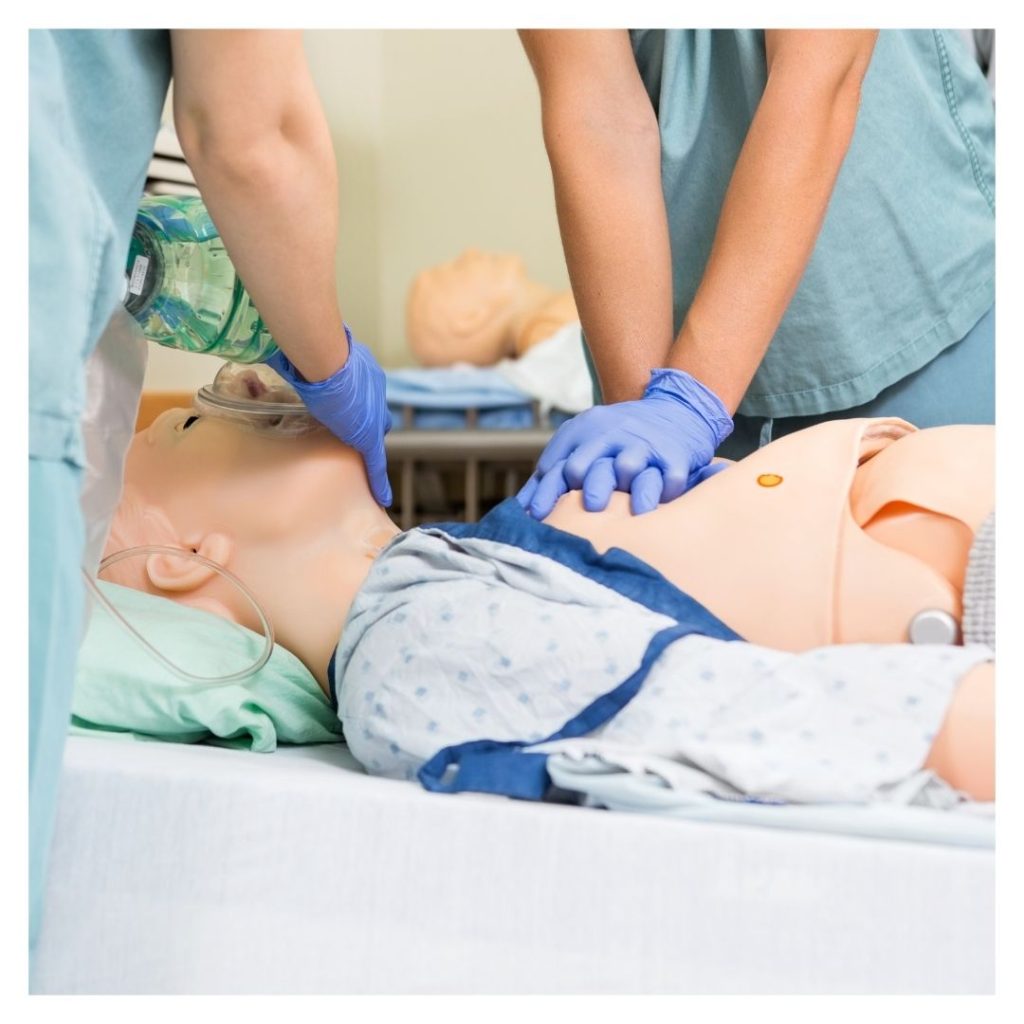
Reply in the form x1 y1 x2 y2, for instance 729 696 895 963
29 30 172 467
630 29 995 419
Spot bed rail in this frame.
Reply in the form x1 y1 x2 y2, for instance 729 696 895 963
385 401 555 527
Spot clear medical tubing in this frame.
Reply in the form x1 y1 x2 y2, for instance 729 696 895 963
82 545 275 687
123 195 280 364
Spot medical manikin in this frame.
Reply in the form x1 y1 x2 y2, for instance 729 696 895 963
406 249 579 366
102 365 995 805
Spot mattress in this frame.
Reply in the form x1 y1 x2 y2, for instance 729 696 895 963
32 735 994 994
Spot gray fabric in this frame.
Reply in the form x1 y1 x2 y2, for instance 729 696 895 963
334 527 666 777
546 756 993 848
335 527 991 824
963 512 995 649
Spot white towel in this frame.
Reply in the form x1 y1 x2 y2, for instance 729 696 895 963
494 322 593 415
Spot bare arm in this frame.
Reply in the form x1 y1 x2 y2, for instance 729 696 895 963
170 30 347 383
668 30 878 411
520 30 674 403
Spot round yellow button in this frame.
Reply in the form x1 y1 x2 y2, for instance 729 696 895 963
757 473 783 488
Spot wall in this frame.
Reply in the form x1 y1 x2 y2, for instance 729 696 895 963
372 29 567 363
143 28 566 392
304 29 385 350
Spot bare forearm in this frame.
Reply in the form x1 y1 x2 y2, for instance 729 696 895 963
668 31 877 412
171 30 347 383
521 29 674 404
546 119 673 402
183 132 346 381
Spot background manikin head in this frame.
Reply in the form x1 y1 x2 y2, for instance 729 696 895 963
405 248 577 366
104 408 399 690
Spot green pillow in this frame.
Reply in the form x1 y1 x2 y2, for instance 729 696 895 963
72 581 343 751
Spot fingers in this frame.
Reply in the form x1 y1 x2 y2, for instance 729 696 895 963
658 457 728 503
535 421 579 476
516 473 540 510
527 459 570 520
612 445 651 491
581 457 617 512
564 438 617 488
362 440 393 508
660 461 692 502
633 458 725 511
630 466 665 515
524 401 717 518
688 459 729 487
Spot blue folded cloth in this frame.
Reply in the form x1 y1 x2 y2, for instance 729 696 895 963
386 366 534 430
388 406 535 430
386 367 530 408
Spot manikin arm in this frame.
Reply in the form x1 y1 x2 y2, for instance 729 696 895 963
170 30 348 384
924 662 994 801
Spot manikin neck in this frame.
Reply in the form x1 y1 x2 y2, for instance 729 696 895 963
276 542 367 692
504 279 558 351
226 505 400 697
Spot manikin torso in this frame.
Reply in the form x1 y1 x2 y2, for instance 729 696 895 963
108 412 992 693
546 419 993 650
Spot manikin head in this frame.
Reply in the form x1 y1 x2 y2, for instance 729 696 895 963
104 407 399 693
406 248 552 366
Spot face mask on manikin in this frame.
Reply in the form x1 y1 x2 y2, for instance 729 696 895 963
192 362 324 437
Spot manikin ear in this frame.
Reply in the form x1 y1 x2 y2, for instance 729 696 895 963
144 533 234 593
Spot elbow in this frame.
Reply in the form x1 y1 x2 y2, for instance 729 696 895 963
176 109 324 194
829 60 869 131
820 76 864 157
177 126 284 192
541 99 661 166
766 63 868 159
769 43 874 139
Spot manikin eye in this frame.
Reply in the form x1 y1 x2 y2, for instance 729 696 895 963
182 415 200 430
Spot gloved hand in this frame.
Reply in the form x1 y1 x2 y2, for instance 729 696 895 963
518 367 733 519
267 324 393 507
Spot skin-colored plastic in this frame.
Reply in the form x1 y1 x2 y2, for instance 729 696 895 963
545 418 994 649
105 411 994 799
405 248 578 366
105 410 398 692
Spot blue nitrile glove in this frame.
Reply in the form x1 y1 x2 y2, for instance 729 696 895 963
267 325 393 507
517 367 733 519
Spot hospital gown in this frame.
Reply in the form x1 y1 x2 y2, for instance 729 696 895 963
332 500 992 837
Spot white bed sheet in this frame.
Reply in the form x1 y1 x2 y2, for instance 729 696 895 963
32 735 993 994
